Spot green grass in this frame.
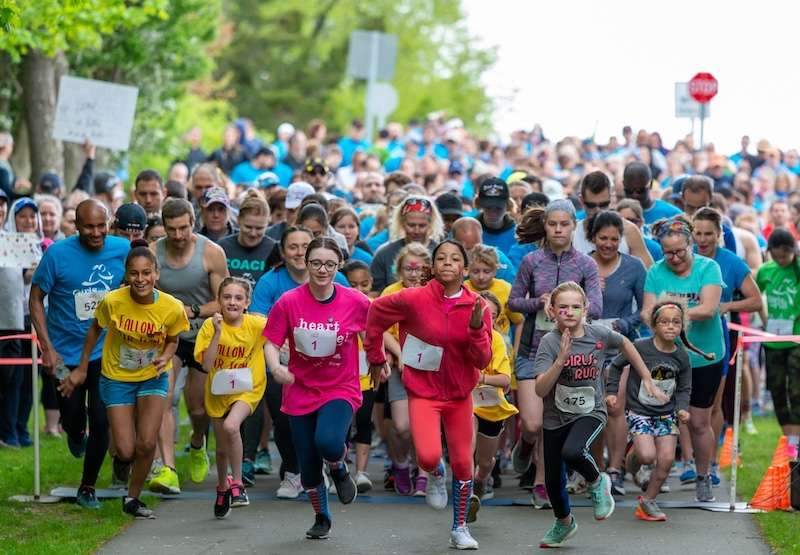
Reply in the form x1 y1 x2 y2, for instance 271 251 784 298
728 416 800 554
0 401 202 555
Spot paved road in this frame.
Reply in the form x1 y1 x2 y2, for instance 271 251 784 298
97 453 769 555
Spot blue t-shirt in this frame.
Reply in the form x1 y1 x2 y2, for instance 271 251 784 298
229 161 262 185
351 246 374 265
366 228 389 252
338 137 370 167
508 243 537 268
251 266 349 315
32 235 130 365
643 199 682 224
495 248 517 285
711 247 749 303
645 236 663 262
644 255 724 367
482 221 518 256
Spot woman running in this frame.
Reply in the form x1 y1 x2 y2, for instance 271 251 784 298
532 281 666 548
194 277 267 519
59 240 189 519
365 239 493 551
606 300 701 521
263 237 375 540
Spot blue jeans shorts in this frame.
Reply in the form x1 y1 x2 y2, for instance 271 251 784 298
99 373 169 408
514 356 536 381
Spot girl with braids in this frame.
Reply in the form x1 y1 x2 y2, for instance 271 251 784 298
607 299 709 522
641 216 725 504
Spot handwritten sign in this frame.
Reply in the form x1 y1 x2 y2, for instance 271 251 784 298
0 232 42 269
52 76 139 151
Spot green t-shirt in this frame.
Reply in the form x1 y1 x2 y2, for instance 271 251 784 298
755 260 800 349
644 256 724 367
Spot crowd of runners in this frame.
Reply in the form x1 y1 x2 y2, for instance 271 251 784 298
1 119 799 549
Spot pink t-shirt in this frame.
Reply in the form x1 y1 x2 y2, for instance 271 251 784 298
264 283 371 416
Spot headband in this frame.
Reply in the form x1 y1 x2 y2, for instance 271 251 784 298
401 197 433 216
653 303 682 319
655 218 692 242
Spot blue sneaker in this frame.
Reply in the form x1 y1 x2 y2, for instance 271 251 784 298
76 486 101 509
242 459 256 487
588 472 615 520
0 437 21 449
710 463 720 488
18 433 32 447
254 448 273 475
679 460 697 485
67 433 87 458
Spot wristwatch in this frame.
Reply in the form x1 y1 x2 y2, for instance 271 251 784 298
191 304 201 319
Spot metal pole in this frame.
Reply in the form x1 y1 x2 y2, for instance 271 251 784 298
729 343 744 511
32 334 40 500
699 103 706 149
364 31 380 144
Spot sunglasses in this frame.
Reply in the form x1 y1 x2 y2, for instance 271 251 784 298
583 200 611 210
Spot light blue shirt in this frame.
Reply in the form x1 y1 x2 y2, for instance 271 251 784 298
251 266 349 316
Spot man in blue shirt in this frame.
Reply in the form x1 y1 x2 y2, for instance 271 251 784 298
229 147 280 185
623 161 682 224
337 119 370 167
475 177 518 256
30 200 129 510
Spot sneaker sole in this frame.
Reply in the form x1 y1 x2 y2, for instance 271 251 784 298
215 508 231 519
539 524 578 548
467 496 480 524
448 539 479 550
635 508 667 522
231 500 250 508
149 483 181 495
357 483 373 494
276 492 301 499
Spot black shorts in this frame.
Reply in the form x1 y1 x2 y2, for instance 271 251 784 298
175 338 204 372
476 416 504 438
690 360 724 409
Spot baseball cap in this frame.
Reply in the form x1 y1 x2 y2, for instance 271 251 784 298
435 192 463 216
285 182 315 209
448 160 465 175
304 158 329 175
277 122 295 137
506 170 529 185
13 197 38 215
114 203 147 231
38 172 63 194
476 177 509 209
542 179 565 201
201 186 230 209
257 171 280 189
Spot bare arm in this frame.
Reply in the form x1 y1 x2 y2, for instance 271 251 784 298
29 284 58 369
264 340 294 384
640 291 657 328
720 274 762 315
534 332 571 398
687 284 721 321
200 243 229 317
624 220 653 269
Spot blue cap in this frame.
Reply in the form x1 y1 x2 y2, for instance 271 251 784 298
448 160 465 175
13 197 38 215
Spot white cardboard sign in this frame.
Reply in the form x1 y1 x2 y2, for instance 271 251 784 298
0 232 42 268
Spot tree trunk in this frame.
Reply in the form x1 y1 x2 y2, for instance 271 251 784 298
21 50 63 181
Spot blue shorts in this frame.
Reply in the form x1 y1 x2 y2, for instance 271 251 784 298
100 373 169 408
515 356 536 381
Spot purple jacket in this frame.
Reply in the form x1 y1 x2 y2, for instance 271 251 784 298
509 246 602 359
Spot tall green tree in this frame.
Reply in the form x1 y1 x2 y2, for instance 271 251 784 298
216 0 495 138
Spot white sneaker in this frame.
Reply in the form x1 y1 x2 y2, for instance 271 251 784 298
426 464 448 510
276 472 302 499
566 471 586 494
449 525 479 550
324 469 336 494
355 471 373 493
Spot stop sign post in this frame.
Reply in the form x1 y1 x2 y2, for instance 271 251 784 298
688 72 717 147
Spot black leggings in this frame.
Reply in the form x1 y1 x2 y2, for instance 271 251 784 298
543 416 604 519
265 377 298 477
352 389 375 445
57 359 108 487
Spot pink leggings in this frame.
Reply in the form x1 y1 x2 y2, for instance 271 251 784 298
408 394 474 481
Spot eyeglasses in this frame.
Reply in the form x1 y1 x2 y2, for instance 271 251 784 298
401 265 425 274
663 246 689 260
308 260 339 272
583 200 611 210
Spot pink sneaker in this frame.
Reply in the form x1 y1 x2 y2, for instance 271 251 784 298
414 474 428 497
394 465 412 496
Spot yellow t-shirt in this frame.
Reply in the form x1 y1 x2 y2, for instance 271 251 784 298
95 287 189 382
194 313 268 418
465 278 523 337
473 329 519 422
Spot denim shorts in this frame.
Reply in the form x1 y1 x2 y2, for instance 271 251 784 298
514 356 536 381
625 410 679 437
100 373 169 408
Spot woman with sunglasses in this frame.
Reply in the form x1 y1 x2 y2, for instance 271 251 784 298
641 216 725 504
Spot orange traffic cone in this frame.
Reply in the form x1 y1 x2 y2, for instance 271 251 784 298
718 428 741 468
750 465 779 510
775 462 791 510
771 436 790 467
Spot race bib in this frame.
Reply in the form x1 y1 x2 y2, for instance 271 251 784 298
358 350 369 377
293 327 337 358
74 290 107 321
766 318 794 336
554 383 595 415
119 344 159 370
535 310 555 331
401 334 444 371
638 378 676 407
472 386 501 407
211 367 253 395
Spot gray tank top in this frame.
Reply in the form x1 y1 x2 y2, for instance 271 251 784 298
156 235 212 341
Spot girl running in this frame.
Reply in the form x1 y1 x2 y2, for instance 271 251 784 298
365 239 493 551
59 240 189 519
263 237 376 540
606 299 702 521
532 281 667 548
194 277 267 519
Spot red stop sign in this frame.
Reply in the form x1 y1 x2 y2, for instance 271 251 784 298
688 72 718 104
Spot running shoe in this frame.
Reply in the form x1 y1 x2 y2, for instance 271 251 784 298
588 473 615 520
710 463 721 488
147 458 164 482
67 432 87 459
148 466 181 495
695 474 715 502
328 463 357 504
744 416 758 435
679 460 697 485
449 525 479 550
566 471 586 494
608 468 626 496
276 472 303 499
214 488 231 519
635 465 652 493
426 462 448 510
491 459 503 489
467 493 481 524
242 459 256 487
539 516 578 548
230 481 250 507
413 473 428 497
0 437 20 449
511 439 533 474
473 479 486 501
518 465 534 490
482 479 495 500
76 485 100 510
18 432 32 447
123 496 156 519
188 438 210 484
532 484 551 509
383 467 395 490
255 448 273 474
635 496 667 522
355 471 373 493
394 464 412 495
112 457 132 489
306 513 332 540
